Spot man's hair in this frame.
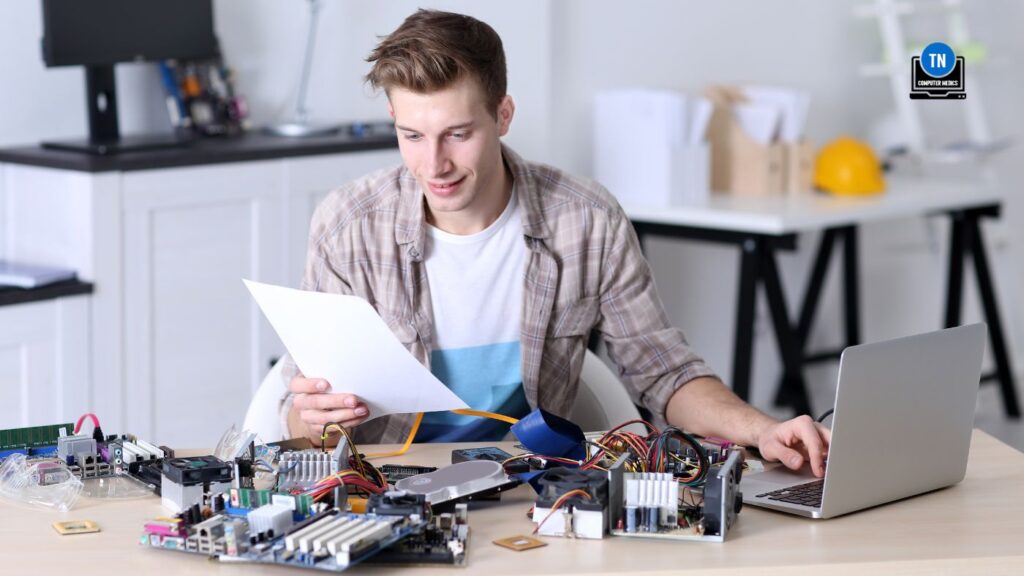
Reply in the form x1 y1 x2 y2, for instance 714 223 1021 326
365 9 507 117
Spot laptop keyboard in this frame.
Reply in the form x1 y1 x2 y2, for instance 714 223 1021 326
757 479 824 508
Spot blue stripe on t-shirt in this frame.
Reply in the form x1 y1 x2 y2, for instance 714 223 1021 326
417 341 530 443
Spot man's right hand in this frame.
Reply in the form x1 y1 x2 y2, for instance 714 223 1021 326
287 376 370 443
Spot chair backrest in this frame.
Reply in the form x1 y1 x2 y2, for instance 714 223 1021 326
242 358 287 442
244 349 641 441
571 350 641 432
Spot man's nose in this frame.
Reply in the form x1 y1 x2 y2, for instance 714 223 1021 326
426 142 452 178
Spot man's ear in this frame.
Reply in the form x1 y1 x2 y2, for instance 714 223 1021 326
387 99 395 119
496 95 515 137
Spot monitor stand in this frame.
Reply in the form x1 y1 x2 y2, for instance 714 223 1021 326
40 64 195 156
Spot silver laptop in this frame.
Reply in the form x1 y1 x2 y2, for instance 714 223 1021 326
741 323 985 519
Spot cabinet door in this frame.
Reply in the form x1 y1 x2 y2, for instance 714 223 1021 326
122 162 286 446
284 151 402 290
0 298 90 428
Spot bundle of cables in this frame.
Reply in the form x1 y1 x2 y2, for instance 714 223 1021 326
300 423 388 502
505 418 712 489
293 411 715 506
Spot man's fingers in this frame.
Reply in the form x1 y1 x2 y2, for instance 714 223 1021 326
814 422 832 447
288 377 331 394
292 393 365 411
794 416 826 477
299 407 371 427
771 443 806 471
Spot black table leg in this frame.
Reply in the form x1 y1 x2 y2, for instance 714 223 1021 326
965 214 1021 418
774 225 861 408
731 239 760 402
759 241 812 416
842 226 861 347
944 213 966 329
796 228 837 347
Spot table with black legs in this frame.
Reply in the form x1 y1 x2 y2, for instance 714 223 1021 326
625 176 1020 418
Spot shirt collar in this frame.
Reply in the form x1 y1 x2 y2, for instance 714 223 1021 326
394 143 551 258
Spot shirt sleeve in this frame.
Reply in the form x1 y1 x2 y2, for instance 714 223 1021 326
597 205 721 428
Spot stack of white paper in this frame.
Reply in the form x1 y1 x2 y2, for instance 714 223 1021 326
594 89 712 207
738 86 810 144
0 260 77 289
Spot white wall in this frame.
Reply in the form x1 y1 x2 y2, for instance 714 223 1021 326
1 0 1021 417
548 0 1024 416
214 0 555 162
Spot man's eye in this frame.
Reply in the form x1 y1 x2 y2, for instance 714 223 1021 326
403 133 422 142
449 132 468 141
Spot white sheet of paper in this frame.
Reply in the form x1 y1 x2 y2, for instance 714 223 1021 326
244 279 468 420
688 97 713 144
733 102 781 144
743 86 810 143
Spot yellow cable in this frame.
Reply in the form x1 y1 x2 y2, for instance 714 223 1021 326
320 423 345 440
451 408 519 425
366 412 424 459
364 409 516 459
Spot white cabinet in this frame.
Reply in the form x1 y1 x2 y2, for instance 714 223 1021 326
1 149 400 446
0 296 90 428
121 162 286 446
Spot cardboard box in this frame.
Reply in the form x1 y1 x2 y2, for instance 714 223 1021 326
705 86 813 196
784 139 815 195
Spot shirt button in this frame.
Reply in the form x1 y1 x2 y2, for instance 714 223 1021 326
409 247 420 259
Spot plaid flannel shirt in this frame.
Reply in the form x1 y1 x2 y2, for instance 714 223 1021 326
280 145 719 443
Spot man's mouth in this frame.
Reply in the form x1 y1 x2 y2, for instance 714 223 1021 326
427 177 465 197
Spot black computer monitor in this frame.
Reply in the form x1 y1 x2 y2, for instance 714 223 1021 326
40 0 220 155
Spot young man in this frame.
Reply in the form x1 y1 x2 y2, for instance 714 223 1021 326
283 10 830 476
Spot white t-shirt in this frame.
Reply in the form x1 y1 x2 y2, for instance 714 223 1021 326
418 188 530 442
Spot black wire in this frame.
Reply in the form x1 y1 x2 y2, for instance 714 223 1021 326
816 409 835 423
657 427 709 485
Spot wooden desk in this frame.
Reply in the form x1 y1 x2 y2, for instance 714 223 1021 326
3 431 1023 574
626 176 1019 418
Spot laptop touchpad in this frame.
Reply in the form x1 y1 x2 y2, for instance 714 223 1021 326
745 464 817 489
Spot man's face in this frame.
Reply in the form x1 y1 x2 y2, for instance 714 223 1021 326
389 78 514 230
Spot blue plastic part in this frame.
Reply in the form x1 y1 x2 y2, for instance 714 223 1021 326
0 445 58 460
511 408 586 461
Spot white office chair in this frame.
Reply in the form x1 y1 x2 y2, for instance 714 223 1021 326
572 350 642 433
243 349 641 441
243 358 288 442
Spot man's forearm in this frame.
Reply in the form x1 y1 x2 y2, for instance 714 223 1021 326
664 376 778 447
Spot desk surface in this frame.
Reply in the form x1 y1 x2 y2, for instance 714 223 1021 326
0 279 93 308
0 123 398 173
625 176 1002 235
3 430 1022 575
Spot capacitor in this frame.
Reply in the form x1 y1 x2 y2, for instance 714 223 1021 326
646 506 658 532
625 506 638 533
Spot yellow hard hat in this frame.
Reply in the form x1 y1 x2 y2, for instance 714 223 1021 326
814 137 885 196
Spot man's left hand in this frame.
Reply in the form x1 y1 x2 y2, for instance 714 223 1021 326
756 415 831 477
